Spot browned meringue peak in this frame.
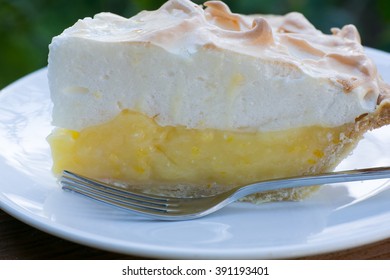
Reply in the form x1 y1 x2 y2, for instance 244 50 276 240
331 24 361 43
203 0 252 31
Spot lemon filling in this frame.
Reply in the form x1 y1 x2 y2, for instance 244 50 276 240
48 110 357 198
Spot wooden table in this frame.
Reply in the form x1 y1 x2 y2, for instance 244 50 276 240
1 210 389 259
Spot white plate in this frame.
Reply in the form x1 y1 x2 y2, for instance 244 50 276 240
0 48 389 259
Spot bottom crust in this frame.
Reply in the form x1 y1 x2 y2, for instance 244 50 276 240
48 106 388 203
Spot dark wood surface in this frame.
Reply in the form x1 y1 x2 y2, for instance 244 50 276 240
1 210 389 260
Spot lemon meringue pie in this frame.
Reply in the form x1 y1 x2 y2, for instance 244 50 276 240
47 0 390 202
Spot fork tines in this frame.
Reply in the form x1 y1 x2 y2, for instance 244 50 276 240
60 170 175 215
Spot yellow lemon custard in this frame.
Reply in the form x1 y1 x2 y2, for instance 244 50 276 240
48 0 390 202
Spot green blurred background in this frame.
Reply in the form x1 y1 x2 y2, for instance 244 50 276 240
1 0 389 89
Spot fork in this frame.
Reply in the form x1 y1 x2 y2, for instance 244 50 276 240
60 166 390 220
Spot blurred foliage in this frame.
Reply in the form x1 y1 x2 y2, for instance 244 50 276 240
0 0 389 89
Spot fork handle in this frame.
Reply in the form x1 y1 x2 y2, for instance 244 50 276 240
233 166 390 199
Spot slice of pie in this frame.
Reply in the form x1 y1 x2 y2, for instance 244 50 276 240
47 0 390 202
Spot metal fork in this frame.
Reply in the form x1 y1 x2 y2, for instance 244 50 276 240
60 166 390 220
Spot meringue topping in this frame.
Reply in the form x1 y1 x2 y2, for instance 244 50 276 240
48 0 389 132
